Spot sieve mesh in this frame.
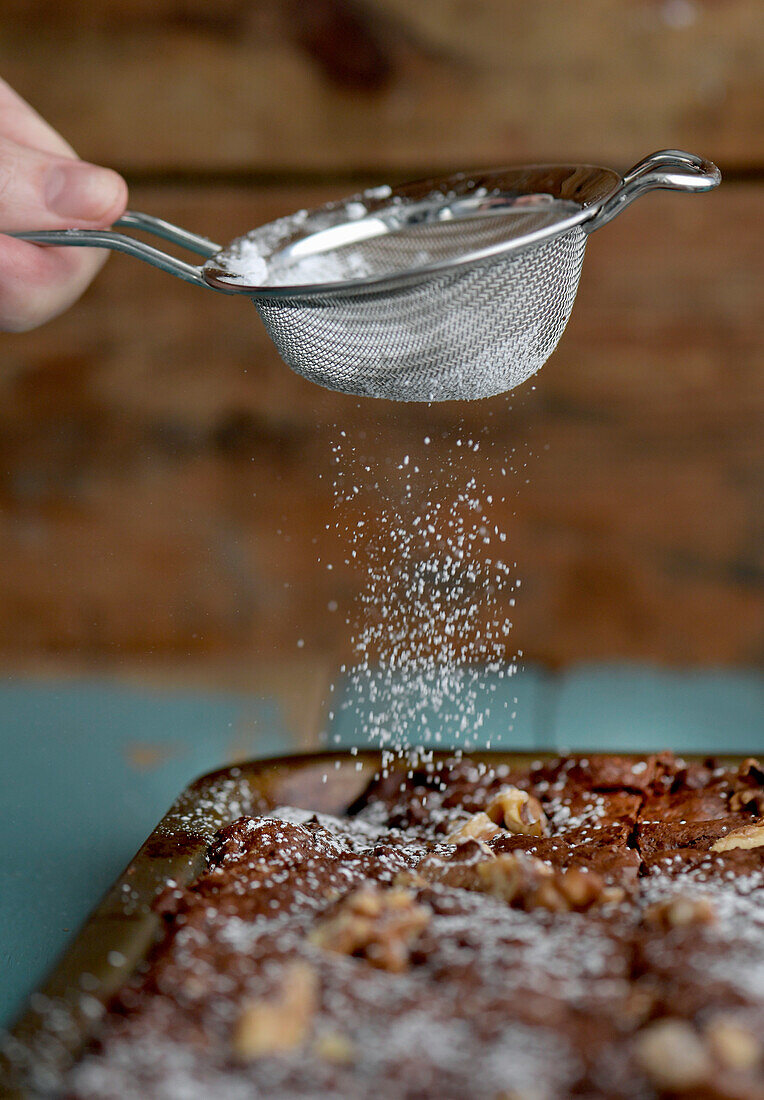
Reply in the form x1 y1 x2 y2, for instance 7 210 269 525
253 225 587 402
13 151 719 403
262 206 575 287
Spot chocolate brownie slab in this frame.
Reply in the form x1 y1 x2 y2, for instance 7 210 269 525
52 753 764 1100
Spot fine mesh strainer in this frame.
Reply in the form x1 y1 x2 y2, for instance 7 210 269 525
12 149 719 402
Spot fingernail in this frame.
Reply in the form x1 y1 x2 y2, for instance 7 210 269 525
45 161 123 222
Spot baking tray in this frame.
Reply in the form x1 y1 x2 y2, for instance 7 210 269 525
0 748 746 1098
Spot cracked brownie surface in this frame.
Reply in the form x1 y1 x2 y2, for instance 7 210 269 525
64 753 764 1099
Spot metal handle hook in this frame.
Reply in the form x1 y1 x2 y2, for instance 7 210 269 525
7 211 224 289
584 149 721 234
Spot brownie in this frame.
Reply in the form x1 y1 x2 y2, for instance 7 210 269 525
56 752 764 1099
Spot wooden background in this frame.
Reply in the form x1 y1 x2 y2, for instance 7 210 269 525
0 0 762 686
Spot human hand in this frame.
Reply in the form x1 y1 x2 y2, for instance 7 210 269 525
0 77 127 331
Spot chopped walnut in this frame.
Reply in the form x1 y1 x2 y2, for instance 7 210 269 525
643 895 716 930
737 757 764 784
536 866 623 912
309 886 430 972
617 984 659 1028
485 786 548 837
711 822 764 852
474 851 619 913
475 851 551 905
406 838 495 890
233 961 318 1060
705 1016 761 1071
729 758 764 814
313 1031 355 1064
446 811 505 845
635 1019 711 1092
393 868 425 889
557 866 621 908
730 788 764 814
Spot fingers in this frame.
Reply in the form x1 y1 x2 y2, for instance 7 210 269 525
0 235 109 332
0 122 128 331
0 133 126 232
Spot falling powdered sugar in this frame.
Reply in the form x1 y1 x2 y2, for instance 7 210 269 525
327 424 529 758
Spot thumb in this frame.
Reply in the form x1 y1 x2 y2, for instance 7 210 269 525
0 134 127 232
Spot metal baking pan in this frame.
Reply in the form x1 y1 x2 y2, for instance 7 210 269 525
1 747 746 1098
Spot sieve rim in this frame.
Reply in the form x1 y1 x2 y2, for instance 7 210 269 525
202 162 618 298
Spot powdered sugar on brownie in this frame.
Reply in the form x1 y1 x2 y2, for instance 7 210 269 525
48 752 764 1099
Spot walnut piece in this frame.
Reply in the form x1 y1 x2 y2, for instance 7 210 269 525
617 984 659 1029
405 838 494 890
730 788 764 814
711 822 764 852
737 757 764 784
474 851 620 912
643 895 716 930
233 961 318 1060
473 851 551 904
446 812 504 845
635 1019 711 1092
729 757 764 814
556 866 623 909
313 1031 355 1064
402 843 622 913
705 1015 761 1071
309 886 430 972
485 786 548 837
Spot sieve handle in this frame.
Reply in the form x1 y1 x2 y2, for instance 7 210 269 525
8 211 224 289
583 149 721 234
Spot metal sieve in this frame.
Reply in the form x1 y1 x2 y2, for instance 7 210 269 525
12 150 719 402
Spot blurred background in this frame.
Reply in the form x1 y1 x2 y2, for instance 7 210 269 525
0 0 762 1023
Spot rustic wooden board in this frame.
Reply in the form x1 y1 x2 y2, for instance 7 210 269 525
1 181 760 669
2 0 762 172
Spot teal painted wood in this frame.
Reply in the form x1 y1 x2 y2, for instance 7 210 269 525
330 664 763 755
327 666 551 750
551 664 764 754
0 664 761 1029
0 679 297 1030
